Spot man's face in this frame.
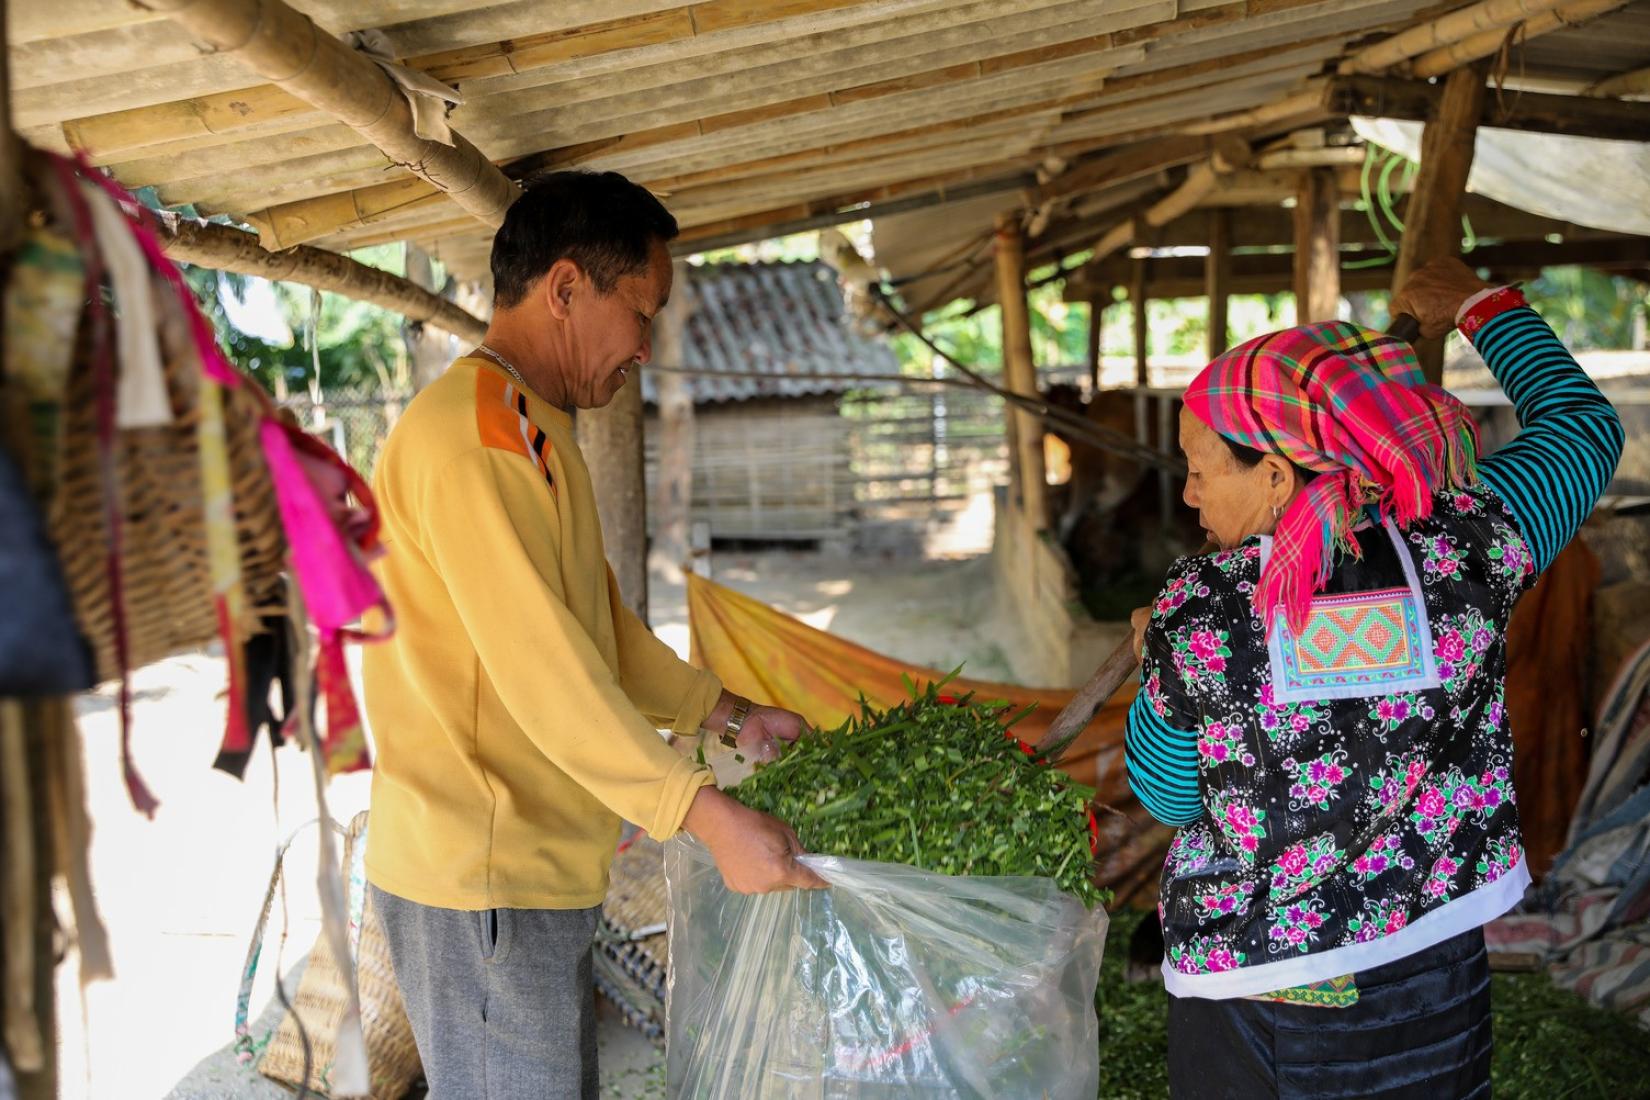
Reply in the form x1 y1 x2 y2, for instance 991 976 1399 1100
560 240 672 409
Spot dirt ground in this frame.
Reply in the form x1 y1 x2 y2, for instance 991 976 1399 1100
53 532 1032 1099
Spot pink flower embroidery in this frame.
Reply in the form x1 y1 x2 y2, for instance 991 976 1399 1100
1418 787 1446 818
1436 630 1466 664
1278 846 1308 876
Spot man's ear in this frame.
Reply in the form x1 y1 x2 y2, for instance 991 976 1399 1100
543 259 580 320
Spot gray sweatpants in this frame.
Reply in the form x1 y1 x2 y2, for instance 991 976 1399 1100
371 885 600 1100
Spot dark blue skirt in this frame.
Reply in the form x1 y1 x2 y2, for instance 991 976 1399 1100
1167 928 1492 1099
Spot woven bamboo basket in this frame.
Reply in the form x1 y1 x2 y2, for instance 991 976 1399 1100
260 813 422 1100
46 311 287 683
597 837 671 1042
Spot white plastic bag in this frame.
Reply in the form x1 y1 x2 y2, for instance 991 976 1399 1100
664 837 1108 1099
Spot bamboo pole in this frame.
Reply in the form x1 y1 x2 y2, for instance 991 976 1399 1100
1179 88 1325 136
136 0 518 231
1409 0 1631 79
1340 0 1575 74
153 213 488 342
1586 64 1650 98
994 213 1050 532
1084 141 1251 268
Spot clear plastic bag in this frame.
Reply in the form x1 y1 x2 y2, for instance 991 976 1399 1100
664 837 1108 1099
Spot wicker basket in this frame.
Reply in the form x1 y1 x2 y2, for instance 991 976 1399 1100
46 301 287 683
260 813 422 1100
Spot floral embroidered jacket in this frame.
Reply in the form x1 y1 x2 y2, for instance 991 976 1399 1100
1130 302 1624 999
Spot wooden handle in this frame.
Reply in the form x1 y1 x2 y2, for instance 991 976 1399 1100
1034 635 1140 758
1388 312 1421 344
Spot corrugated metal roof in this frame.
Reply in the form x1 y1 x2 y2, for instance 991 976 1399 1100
642 260 901 406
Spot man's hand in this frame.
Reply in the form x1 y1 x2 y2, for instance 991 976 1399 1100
737 705 804 762
1130 605 1152 661
1390 257 1492 341
701 692 807 763
682 787 829 893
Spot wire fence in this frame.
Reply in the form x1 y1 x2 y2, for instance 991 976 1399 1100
284 383 1012 543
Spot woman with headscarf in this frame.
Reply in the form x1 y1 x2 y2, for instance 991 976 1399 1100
1125 257 1624 1097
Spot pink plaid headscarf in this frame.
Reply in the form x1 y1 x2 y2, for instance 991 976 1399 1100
1184 322 1480 632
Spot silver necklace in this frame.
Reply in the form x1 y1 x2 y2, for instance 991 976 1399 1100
477 344 529 390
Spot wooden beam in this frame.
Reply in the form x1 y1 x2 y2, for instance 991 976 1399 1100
1131 258 1149 387
1293 167 1341 322
994 213 1050 532
154 214 488 342
140 0 517 237
1324 74 1650 143
1086 290 1106 391
1206 208 1231 358
1409 0 1631 79
1069 235 1650 300
1393 62 1489 381
577 375 649 620
0 0 24 255
649 261 697 587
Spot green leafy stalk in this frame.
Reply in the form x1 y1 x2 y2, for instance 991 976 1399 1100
732 681 1108 908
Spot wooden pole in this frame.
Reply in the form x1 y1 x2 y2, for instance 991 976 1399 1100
1 6 59 1093
0 0 23 257
649 261 698 588
155 214 488 342
404 243 456 389
1206 210 1231 358
578 378 650 620
139 0 518 231
993 213 1049 532
1131 258 1150 387
1293 168 1341 323
1392 62 1490 382
1085 291 1105 392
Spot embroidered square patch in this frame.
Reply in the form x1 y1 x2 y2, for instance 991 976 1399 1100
1269 587 1441 703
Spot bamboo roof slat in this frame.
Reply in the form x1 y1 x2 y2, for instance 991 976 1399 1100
11 0 1649 326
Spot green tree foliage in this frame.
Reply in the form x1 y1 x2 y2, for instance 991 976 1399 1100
181 244 418 396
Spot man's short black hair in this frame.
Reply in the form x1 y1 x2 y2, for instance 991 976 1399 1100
490 171 678 308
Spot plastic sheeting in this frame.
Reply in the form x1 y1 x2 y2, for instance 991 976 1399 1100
664 837 1108 1099
1353 117 1650 236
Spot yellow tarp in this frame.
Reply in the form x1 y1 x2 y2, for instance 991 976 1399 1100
685 572 1173 904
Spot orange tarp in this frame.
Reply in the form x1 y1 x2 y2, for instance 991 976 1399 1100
685 572 1173 904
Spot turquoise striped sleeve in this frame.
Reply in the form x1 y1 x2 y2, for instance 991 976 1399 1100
1473 306 1625 574
1125 692 1202 827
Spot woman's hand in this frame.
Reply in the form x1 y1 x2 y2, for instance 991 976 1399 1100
1130 605 1152 660
1390 257 1492 341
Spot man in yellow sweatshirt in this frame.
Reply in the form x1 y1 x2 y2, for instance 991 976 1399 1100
364 171 825 1099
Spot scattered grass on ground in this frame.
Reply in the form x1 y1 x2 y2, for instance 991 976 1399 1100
1096 908 1650 1099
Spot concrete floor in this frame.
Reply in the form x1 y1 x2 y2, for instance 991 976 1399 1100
58 525 1025 1099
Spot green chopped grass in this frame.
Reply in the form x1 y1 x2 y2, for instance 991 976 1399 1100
1095 908 1650 1099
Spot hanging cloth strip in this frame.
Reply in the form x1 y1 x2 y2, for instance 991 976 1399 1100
347 29 464 145
258 418 390 775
